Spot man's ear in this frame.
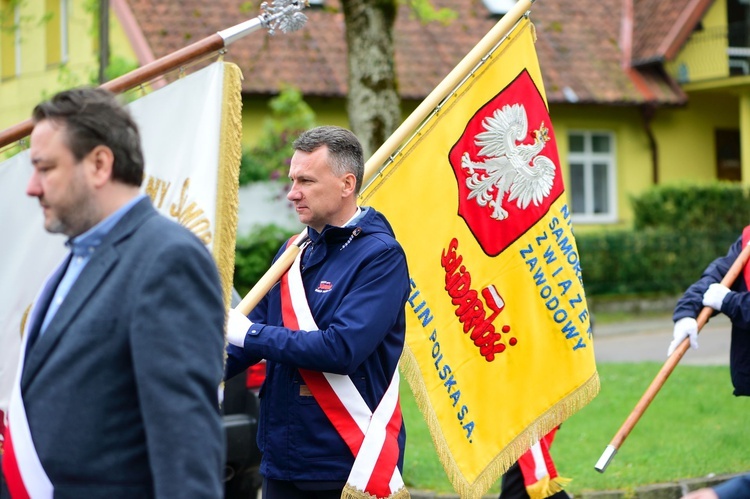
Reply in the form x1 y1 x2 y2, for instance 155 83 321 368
342 172 357 197
88 145 115 187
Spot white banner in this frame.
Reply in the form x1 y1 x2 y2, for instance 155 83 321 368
0 61 241 417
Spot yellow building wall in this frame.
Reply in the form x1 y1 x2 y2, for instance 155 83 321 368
653 92 739 183
108 7 139 78
552 94 740 231
545 104 652 231
0 1 98 133
541 95 740 231
0 1 140 138
241 95 350 146
241 95 424 147
240 91 738 234
242 97 662 231
665 0 728 83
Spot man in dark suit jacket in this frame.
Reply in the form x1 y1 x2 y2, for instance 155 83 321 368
1 87 226 498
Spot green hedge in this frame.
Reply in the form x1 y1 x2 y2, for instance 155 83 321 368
576 228 738 296
631 182 750 232
233 225 741 299
579 182 749 296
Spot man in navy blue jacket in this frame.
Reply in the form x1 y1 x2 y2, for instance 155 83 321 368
669 234 750 396
225 126 410 499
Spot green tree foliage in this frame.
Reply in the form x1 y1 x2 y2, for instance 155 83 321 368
239 86 316 185
404 0 457 24
104 55 139 82
233 224 298 295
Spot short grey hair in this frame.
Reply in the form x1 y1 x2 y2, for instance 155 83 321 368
293 126 365 193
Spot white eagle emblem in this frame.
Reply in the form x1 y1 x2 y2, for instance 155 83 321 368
461 103 556 220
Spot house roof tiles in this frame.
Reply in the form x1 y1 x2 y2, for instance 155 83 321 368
123 0 690 106
632 0 714 65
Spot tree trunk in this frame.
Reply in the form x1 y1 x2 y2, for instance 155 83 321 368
341 0 400 160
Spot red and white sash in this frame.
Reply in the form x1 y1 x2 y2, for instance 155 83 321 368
517 427 569 499
2 284 54 499
280 239 406 498
742 225 750 289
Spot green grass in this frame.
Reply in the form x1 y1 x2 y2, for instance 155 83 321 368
401 362 750 495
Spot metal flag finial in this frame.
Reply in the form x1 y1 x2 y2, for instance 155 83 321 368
260 0 308 35
218 0 307 45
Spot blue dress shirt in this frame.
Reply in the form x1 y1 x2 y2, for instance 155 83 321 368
40 195 146 335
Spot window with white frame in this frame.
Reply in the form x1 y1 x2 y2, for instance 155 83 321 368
567 131 616 223
60 0 68 63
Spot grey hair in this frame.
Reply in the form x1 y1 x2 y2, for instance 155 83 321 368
293 126 365 193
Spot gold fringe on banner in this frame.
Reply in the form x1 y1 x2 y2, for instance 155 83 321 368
399 350 600 499
341 484 411 499
213 62 243 308
525 474 572 499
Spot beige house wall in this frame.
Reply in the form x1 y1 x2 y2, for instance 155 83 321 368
0 1 137 135
653 92 739 184
2 1 745 233
241 92 748 232
0 1 97 132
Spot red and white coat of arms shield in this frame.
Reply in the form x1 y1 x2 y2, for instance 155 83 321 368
448 69 564 257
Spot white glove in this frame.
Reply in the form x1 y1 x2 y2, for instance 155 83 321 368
702 283 730 311
667 317 698 356
226 308 252 347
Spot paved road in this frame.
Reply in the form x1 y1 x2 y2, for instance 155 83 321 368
593 314 732 365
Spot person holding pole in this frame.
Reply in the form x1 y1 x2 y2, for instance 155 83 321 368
1 87 226 498
668 231 750 396
595 234 750 473
225 126 410 499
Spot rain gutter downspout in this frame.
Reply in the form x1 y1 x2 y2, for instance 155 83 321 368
622 0 659 185
641 104 659 185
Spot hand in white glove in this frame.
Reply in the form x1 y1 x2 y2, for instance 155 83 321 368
226 308 252 347
667 317 698 356
702 283 731 311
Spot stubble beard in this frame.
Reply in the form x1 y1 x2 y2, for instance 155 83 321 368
44 182 101 238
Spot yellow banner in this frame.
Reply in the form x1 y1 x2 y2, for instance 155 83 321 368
360 17 599 498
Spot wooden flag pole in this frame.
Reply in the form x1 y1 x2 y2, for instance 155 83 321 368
595 241 750 473
0 36 221 147
0 0 306 149
363 0 534 183
234 0 536 314
235 231 309 315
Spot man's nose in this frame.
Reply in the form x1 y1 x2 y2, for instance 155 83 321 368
26 171 41 197
287 184 301 201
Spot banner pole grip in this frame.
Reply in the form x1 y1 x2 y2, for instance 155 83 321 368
595 241 750 473
0 0 307 148
236 230 309 316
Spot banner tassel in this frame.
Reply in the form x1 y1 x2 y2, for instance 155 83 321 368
215 62 244 307
341 483 411 499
